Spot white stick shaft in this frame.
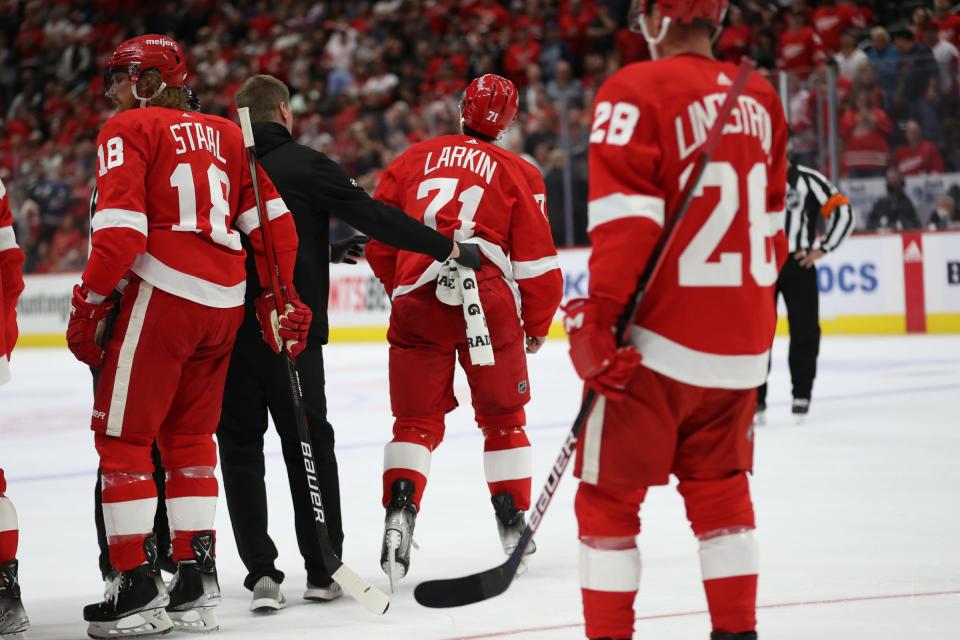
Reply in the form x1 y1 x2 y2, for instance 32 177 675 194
237 106 255 149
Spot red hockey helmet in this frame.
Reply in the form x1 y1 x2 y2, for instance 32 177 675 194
460 74 519 140
630 0 729 44
105 35 188 92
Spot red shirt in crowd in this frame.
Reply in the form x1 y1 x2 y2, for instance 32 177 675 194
893 141 945 175
778 27 826 75
716 24 753 62
812 5 853 52
934 14 960 48
616 27 649 64
503 39 541 87
839 107 893 174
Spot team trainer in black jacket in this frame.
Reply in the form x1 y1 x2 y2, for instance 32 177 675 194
220 74 479 611
756 160 853 423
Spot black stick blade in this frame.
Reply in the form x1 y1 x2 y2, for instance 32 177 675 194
414 564 514 608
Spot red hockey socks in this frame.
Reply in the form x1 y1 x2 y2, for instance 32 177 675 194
575 481 647 639
0 487 17 563
678 472 758 635
481 423 531 510
382 416 445 510
100 471 157 571
165 466 218 562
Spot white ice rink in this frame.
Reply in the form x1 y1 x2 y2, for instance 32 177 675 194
1 335 959 639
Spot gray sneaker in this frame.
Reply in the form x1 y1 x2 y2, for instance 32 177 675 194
303 581 342 602
250 575 286 613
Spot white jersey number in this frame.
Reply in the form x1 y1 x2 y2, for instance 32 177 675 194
170 163 241 250
417 177 484 241
678 162 778 288
590 101 640 146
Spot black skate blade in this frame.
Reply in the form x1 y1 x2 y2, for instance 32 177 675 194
414 564 513 608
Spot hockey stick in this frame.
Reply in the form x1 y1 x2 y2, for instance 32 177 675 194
238 108 390 615
414 57 758 609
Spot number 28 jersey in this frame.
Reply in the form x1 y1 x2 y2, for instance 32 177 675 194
588 54 789 389
84 106 298 307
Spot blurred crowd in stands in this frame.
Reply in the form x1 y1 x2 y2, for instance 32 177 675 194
1 0 959 274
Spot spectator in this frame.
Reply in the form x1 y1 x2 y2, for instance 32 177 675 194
866 169 922 231
812 0 853 53
716 4 753 62
835 30 869 80
891 27 939 123
778 9 826 77
928 194 956 229
933 0 960 48
840 90 893 177
923 21 959 99
545 60 584 108
866 26 901 106
894 120 945 175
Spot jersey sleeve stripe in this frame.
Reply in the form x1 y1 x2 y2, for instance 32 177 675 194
0 226 17 251
587 193 665 232
234 198 289 235
512 255 560 279
92 208 148 236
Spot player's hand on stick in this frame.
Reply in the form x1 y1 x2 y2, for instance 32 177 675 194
330 235 369 264
564 297 641 400
67 284 116 368
525 335 546 354
256 284 313 357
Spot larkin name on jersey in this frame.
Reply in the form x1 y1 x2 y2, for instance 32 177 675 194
423 143 499 184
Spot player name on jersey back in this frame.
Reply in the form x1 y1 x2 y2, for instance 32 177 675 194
676 93 773 162
423 143 498 184
169 121 227 163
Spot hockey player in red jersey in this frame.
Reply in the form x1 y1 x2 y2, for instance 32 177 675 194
564 1 788 638
0 177 29 636
366 74 563 589
66 36 304 638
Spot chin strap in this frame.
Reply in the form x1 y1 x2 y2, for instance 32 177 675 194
131 79 168 108
640 15 671 60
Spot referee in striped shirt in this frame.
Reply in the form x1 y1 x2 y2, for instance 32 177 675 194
757 160 854 422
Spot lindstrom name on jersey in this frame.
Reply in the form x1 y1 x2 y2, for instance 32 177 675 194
675 93 773 162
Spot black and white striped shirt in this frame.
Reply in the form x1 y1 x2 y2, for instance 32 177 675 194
784 163 854 254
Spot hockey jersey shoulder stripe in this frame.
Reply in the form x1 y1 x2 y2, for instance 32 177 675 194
0 225 17 252
512 255 560 280
92 208 148 236
587 193 664 232
234 197 289 235
132 252 246 308
629 327 769 389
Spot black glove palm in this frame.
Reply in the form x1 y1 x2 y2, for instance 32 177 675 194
330 235 369 264
453 242 481 270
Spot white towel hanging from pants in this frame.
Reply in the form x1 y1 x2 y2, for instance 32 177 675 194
436 260 495 366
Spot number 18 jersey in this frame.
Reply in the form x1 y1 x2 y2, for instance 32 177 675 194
84 106 298 307
588 54 789 389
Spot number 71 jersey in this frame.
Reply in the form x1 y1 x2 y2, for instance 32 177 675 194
84 107 297 306
587 55 789 390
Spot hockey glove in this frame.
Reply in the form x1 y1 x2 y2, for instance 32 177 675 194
256 284 312 357
67 284 116 368
564 297 641 400
453 242 481 270
330 234 369 264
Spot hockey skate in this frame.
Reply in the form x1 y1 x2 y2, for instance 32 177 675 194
711 632 757 639
380 479 418 593
166 532 220 633
0 560 29 638
792 397 810 424
83 537 171 640
249 575 286 613
492 493 536 575
303 580 342 602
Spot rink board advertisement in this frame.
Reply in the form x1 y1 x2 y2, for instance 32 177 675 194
16 232 960 346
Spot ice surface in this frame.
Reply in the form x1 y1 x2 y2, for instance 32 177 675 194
1 335 958 639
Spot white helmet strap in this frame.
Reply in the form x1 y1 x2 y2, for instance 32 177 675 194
131 78 168 108
639 15 672 61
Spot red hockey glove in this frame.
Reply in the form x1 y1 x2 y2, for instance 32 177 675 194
564 297 641 400
256 284 312 357
67 284 116 368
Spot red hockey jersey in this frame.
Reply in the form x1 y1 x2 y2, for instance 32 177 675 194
84 106 298 307
367 134 562 338
0 178 25 384
587 54 788 389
